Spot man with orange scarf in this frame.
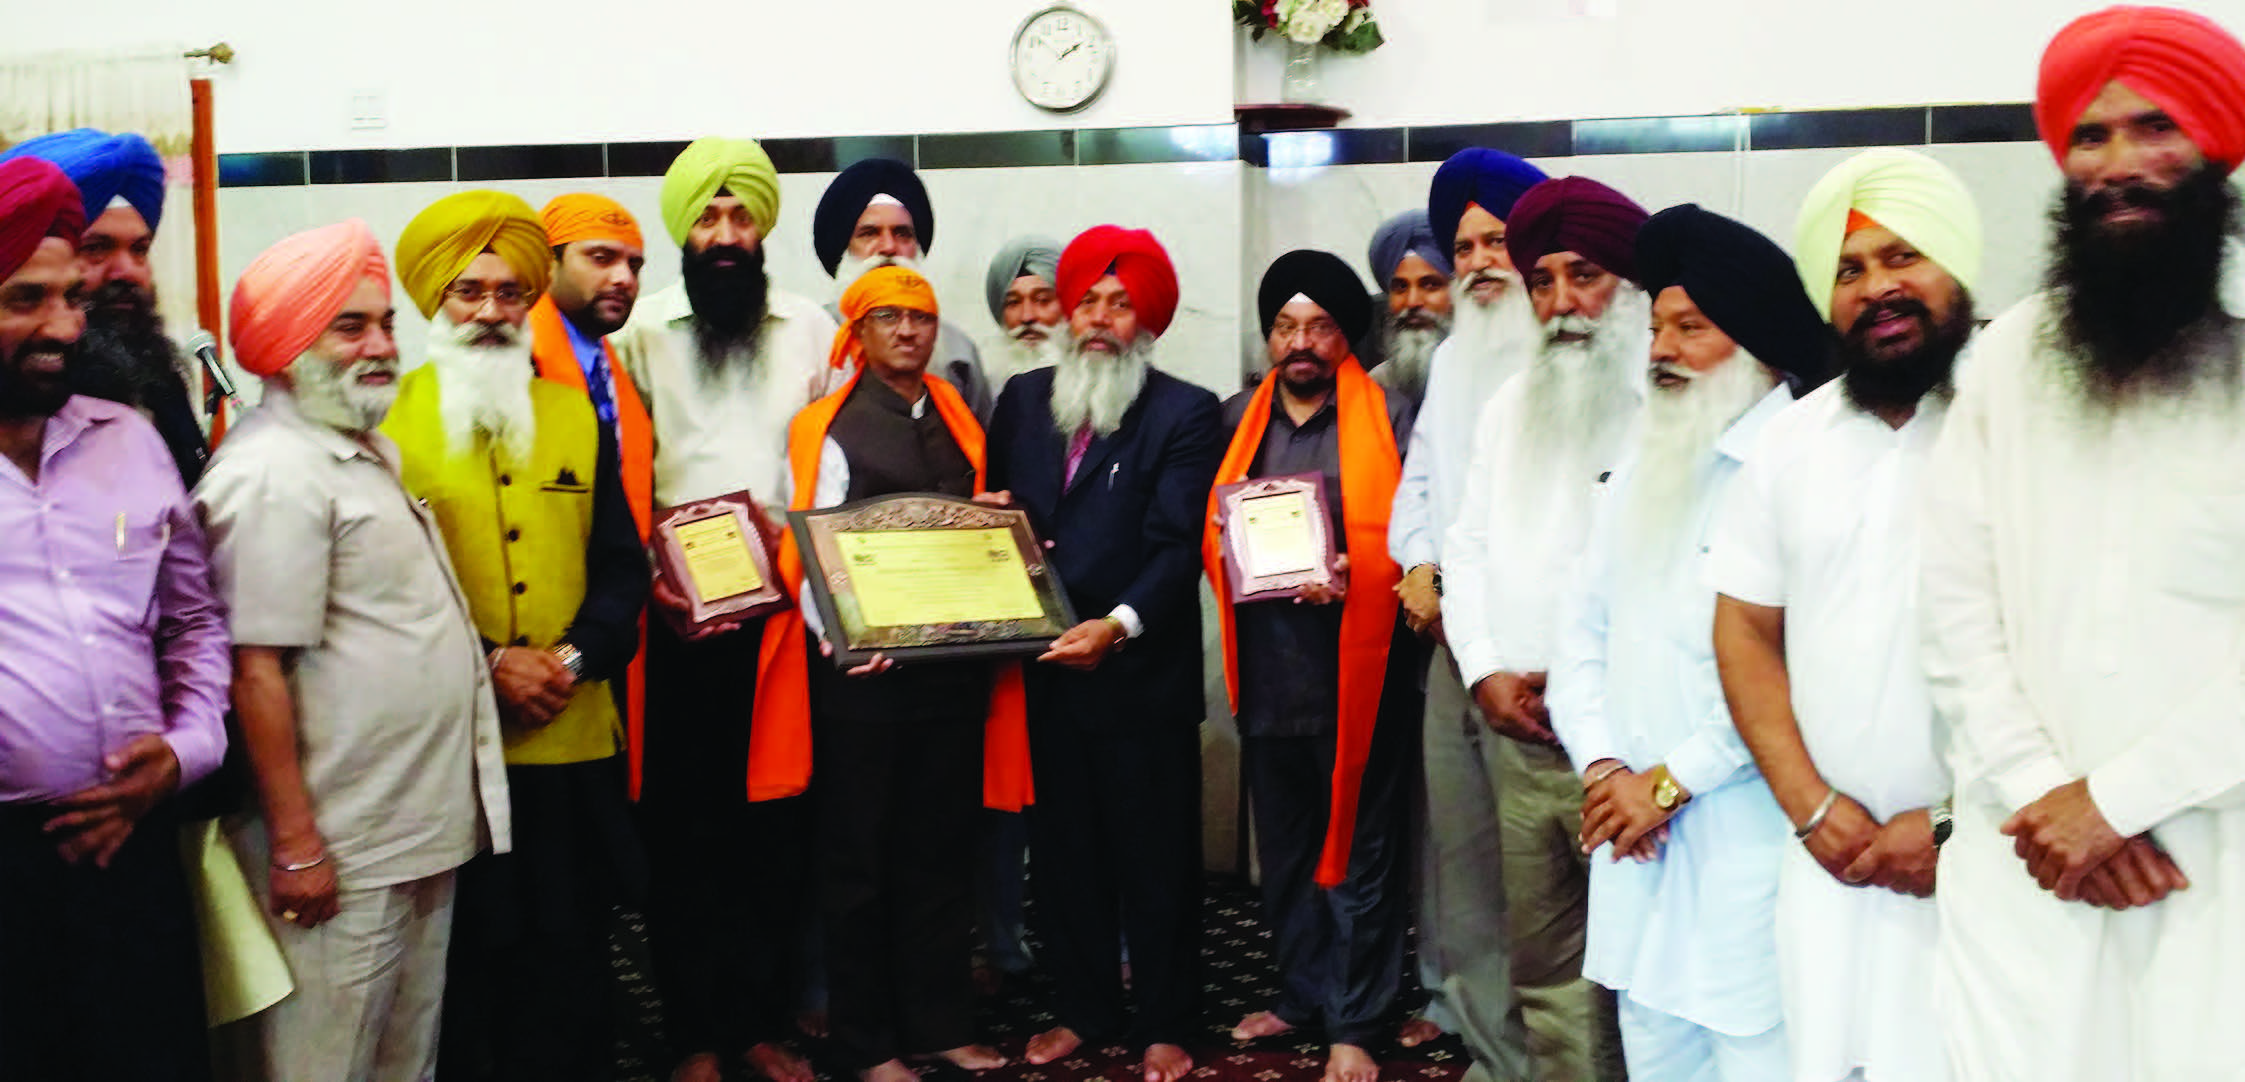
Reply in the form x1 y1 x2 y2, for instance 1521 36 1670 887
1211 249 1417 1082
757 264 1022 1082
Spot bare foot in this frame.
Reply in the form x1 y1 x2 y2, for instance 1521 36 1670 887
1323 1043 1378 1082
1142 1042 1194 1082
861 1059 919 1082
1231 1011 1295 1042
1027 1027 1085 1065
796 1010 830 1041
935 1044 1009 1071
672 1052 724 1082
1397 1017 1442 1048
745 1041 815 1082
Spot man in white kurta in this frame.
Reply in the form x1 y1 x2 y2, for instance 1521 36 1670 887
1923 9 2245 1081
1548 203 1828 1082
1707 148 1982 1082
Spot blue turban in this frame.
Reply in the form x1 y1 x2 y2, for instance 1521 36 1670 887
1427 148 1546 251
1368 209 1451 284
0 129 165 233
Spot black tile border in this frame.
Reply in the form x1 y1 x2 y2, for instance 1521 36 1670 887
219 103 2043 188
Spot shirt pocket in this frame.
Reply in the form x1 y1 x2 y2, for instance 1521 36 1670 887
95 513 169 629
2162 472 2245 605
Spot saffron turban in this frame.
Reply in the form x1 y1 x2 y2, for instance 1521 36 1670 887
229 219 389 378
1427 148 1548 248
0 128 165 232
1792 148 1982 322
813 158 934 276
828 265 940 373
394 190 551 319
2037 5 2245 172
1638 204 1832 391
1504 176 1649 285
1259 249 1373 346
659 137 780 248
1054 225 1180 338
0 157 85 281
541 192 643 250
984 234 1062 325
1368 209 1452 283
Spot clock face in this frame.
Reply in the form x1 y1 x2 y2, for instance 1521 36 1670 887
1011 6 1115 113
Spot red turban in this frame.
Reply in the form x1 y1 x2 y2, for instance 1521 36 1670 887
0 157 85 282
1504 176 1650 286
1055 225 1179 338
2037 6 2245 173
229 219 390 377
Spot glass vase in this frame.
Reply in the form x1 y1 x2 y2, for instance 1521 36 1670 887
1280 39 1324 104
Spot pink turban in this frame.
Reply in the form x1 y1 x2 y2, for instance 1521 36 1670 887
0 157 85 282
2037 6 2245 172
229 219 389 377
1055 225 1180 338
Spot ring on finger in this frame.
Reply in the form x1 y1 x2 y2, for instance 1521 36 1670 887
281 909 300 922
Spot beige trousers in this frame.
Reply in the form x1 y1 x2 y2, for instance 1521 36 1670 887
253 871 457 1082
1496 734 1626 1082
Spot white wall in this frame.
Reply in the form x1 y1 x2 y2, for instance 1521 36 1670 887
1240 0 2245 126
18 0 1236 153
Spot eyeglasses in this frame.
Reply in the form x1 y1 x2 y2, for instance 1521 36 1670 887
865 307 938 332
444 282 539 309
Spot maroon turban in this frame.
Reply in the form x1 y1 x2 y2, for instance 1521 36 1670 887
1504 176 1649 285
1055 225 1180 338
2038 6 2245 173
0 157 85 282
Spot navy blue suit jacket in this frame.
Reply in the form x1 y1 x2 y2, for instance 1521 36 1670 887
986 366 1223 732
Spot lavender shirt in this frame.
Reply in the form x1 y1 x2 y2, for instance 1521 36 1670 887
0 397 230 803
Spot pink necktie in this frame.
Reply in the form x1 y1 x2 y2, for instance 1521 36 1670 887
1063 424 1094 487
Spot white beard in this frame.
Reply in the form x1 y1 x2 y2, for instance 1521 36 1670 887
1376 319 1450 402
834 250 921 296
427 312 537 465
1515 284 1649 479
1619 348 1777 570
1448 267 1544 367
992 321 1064 388
286 351 399 433
1051 331 1152 438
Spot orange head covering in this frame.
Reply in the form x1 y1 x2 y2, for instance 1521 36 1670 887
1055 225 1179 338
827 264 938 371
2038 6 2245 173
540 192 644 250
0 157 84 282
229 219 389 378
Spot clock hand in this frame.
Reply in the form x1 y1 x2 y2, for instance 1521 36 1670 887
1058 41 1083 59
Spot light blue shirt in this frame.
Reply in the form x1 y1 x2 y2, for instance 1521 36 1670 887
561 313 617 425
1387 334 1529 570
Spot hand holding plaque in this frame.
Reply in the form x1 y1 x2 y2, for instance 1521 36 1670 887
651 491 789 638
1216 473 1339 603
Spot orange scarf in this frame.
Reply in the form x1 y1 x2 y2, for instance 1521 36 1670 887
1203 356 1402 887
528 294 656 798
749 370 1034 810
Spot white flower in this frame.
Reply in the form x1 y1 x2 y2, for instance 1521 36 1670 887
1278 0 1349 43
1340 8 1369 33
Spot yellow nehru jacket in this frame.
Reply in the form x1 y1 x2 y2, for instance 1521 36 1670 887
382 367 620 764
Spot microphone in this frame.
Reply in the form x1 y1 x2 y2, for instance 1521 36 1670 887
186 330 244 412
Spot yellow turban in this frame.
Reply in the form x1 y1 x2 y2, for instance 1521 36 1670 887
395 190 551 318
660 137 780 248
1792 148 1982 322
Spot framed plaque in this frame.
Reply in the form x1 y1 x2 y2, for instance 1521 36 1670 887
1216 472 1336 603
788 493 1077 667
651 490 788 636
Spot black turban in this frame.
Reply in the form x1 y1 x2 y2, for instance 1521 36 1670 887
1259 249 1372 346
1636 203 1833 391
813 158 934 276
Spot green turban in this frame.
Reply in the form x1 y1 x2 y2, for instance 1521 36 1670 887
1792 148 1982 322
660 137 780 248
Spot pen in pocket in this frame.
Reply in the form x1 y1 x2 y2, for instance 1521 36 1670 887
1108 463 1119 490
115 513 124 554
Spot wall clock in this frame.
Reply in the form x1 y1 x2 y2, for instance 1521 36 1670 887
1011 4 1116 114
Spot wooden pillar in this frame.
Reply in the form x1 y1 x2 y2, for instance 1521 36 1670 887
189 77 225 444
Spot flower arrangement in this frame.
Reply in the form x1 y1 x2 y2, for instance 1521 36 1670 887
1233 0 1385 54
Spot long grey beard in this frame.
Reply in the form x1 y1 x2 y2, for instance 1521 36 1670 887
1051 333 1152 438
1376 320 1450 402
286 353 399 433
427 314 538 466
991 323 1064 389
1515 285 1648 479
1619 349 1776 572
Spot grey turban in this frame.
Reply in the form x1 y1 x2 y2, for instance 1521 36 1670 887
1367 209 1452 285
984 234 1064 325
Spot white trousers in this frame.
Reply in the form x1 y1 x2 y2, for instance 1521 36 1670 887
1617 996 1788 1082
254 872 457 1082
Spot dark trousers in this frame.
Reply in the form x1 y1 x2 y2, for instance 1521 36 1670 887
0 802 210 1082
1026 715 1203 1047
636 619 813 1060
1241 710 1415 1050
441 758 645 1082
814 707 983 1070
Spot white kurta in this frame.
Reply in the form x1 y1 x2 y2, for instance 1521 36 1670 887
1388 334 1531 569
1706 381 1950 1082
1547 385 1795 1040
1922 278 2245 1082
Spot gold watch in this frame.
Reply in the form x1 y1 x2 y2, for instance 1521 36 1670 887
1649 764 1688 811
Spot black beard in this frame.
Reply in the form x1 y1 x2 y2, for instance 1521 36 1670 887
683 243 769 371
1839 290 1973 414
0 335 77 419
2044 164 2239 405
72 281 189 408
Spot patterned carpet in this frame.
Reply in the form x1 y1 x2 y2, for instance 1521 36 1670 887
607 876 1469 1082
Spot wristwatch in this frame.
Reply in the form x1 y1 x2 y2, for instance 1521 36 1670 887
1930 796 1955 848
550 641 586 680
1649 764 1688 811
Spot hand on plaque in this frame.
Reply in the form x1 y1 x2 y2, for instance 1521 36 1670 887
972 490 1016 509
1295 553 1350 606
820 638 896 678
652 565 748 641
1039 618 1123 671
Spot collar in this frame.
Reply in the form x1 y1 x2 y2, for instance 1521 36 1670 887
2222 238 2245 320
38 395 115 454
1715 383 1798 464
1267 384 1337 432
257 384 383 462
559 309 606 358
